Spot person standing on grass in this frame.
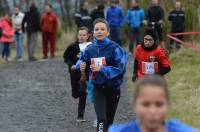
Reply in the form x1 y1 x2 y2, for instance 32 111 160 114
106 0 124 46
109 75 198 132
132 32 170 82
63 27 91 122
145 0 165 47
12 5 25 61
125 0 144 54
76 18 128 132
168 1 185 53
22 2 40 61
0 11 14 63
75 1 92 32
41 4 58 59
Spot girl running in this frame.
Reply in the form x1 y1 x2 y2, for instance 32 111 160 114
76 18 128 132
63 27 90 122
132 32 171 81
109 75 198 132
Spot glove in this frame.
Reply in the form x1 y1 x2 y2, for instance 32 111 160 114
143 20 148 25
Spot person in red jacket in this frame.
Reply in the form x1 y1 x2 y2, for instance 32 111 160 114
0 12 14 62
132 32 171 81
41 4 58 59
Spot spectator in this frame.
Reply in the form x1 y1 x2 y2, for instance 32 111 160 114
145 0 164 47
126 0 144 53
106 0 124 46
0 11 14 63
75 1 92 32
168 1 185 52
22 2 40 61
91 4 105 23
41 4 58 59
12 5 25 61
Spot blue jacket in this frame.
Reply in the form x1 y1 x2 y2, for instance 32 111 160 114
109 119 198 132
76 37 128 88
106 6 124 27
126 8 144 28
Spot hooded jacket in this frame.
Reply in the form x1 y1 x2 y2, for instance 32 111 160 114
106 5 124 27
0 17 14 43
76 37 128 88
22 5 40 33
126 7 144 28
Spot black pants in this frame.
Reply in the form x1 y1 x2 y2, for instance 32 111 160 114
170 34 183 50
77 81 87 118
69 67 87 118
93 86 120 132
129 28 141 53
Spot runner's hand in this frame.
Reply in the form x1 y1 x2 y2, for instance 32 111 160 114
71 65 76 71
80 62 86 72
90 64 101 72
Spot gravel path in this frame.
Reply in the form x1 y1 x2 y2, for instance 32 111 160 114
0 59 135 132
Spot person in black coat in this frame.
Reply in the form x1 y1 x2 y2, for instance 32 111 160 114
168 1 185 52
22 2 40 61
74 1 92 32
91 4 105 23
63 27 90 122
145 0 164 46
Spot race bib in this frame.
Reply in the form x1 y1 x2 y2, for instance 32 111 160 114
91 57 107 67
79 42 92 52
142 62 158 75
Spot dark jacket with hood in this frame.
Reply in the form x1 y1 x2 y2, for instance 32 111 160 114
75 9 92 31
63 41 81 98
146 5 164 23
22 5 40 33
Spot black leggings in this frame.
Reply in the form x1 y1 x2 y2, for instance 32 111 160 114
93 86 120 132
78 81 87 118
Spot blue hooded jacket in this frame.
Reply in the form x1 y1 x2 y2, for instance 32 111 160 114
109 119 198 132
126 8 144 28
76 37 128 88
106 6 124 27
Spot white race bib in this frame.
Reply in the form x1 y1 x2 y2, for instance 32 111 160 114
142 62 158 75
79 42 92 52
91 57 107 67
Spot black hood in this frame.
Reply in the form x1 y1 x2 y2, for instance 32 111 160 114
141 32 158 51
30 5 38 12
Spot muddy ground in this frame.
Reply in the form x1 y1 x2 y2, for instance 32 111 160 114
0 59 135 132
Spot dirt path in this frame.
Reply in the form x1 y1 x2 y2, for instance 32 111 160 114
0 59 135 132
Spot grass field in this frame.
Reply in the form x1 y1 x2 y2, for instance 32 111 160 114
167 48 200 128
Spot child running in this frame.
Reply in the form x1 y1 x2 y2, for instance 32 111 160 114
63 27 91 122
132 32 171 81
109 75 198 132
76 18 128 132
